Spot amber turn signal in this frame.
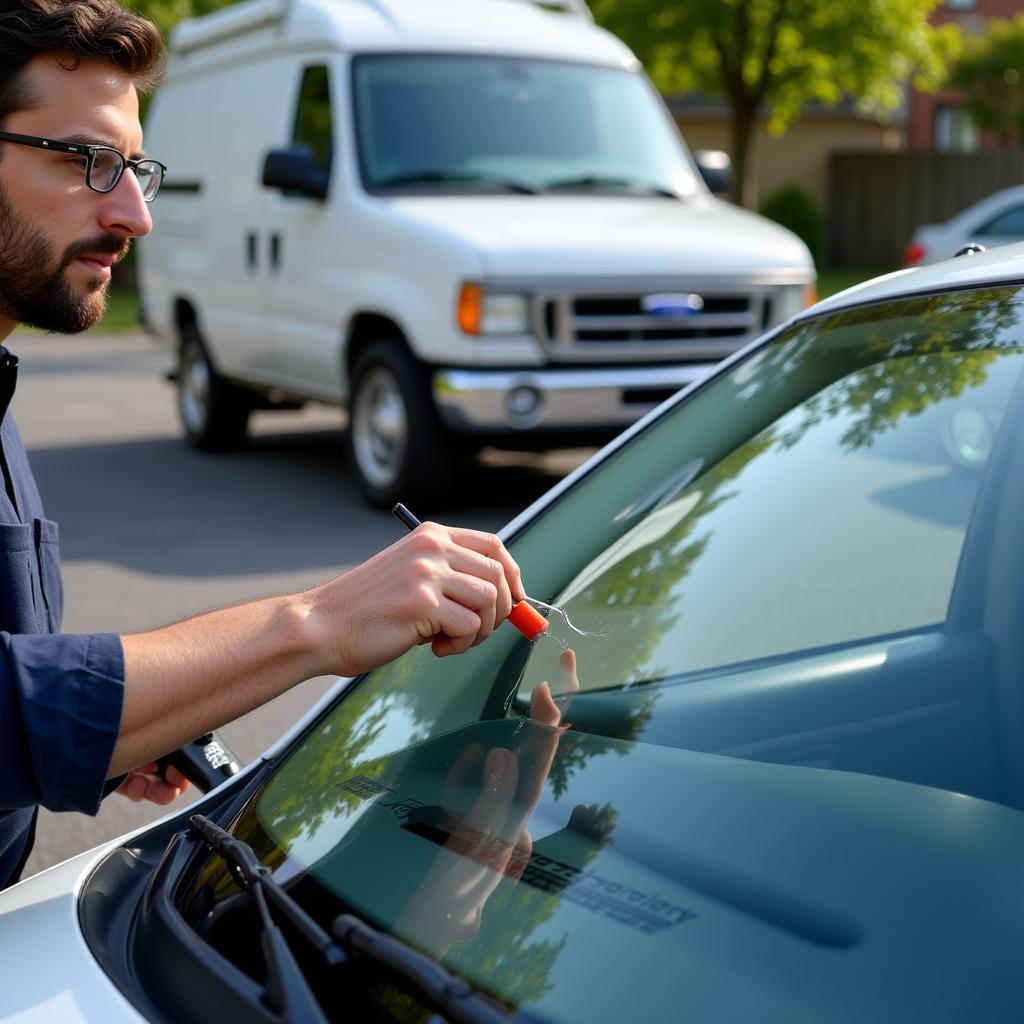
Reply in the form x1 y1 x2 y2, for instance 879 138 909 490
457 282 482 335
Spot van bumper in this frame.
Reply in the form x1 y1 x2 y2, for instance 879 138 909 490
432 365 715 433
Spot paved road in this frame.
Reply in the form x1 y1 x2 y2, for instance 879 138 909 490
13 330 590 876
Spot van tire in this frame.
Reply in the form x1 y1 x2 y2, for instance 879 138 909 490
176 324 252 451
347 339 455 507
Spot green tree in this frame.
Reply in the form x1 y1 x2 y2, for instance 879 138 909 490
947 13 1024 147
123 0 236 39
590 0 960 209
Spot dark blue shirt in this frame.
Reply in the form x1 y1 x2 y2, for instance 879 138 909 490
0 347 124 890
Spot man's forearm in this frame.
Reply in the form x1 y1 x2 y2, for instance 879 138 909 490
112 590 323 776
109 521 524 779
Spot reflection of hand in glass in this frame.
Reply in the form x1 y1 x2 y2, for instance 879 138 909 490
396 649 580 957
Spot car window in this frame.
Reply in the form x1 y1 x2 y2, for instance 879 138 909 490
292 64 333 173
975 204 1024 237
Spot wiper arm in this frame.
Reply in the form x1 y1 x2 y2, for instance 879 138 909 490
189 814 512 1024
375 169 539 194
190 814 333 1024
332 913 512 1024
544 174 678 198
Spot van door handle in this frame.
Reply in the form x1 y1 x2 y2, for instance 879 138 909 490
269 232 281 272
245 231 258 271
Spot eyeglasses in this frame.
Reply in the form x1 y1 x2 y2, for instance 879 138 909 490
0 130 167 202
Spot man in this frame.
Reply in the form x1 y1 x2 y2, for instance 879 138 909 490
0 0 525 890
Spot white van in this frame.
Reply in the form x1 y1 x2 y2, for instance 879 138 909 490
139 0 815 506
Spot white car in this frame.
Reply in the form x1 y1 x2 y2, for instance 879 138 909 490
5 245 1024 1021
903 184 1024 266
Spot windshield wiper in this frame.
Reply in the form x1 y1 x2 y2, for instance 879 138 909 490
374 169 539 194
543 174 678 198
189 814 512 1024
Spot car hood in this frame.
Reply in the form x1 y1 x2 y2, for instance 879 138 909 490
0 846 145 1023
236 719 1024 1023
383 195 814 279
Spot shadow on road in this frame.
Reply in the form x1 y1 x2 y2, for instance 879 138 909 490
28 427 587 576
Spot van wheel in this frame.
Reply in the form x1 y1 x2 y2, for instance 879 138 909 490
177 324 252 450
347 340 455 507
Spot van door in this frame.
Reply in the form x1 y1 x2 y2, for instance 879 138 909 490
263 61 346 400
160 58 291 383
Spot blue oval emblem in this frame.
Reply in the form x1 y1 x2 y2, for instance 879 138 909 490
641 293 705 318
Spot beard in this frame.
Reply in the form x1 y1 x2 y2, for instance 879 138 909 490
0 181 128 334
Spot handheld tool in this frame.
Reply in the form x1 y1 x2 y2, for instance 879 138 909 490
391 502 549 641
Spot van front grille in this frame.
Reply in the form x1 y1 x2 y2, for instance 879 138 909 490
535 287 772 363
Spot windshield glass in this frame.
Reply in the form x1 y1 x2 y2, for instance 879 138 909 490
195 286 1024 1021
351 54 699 197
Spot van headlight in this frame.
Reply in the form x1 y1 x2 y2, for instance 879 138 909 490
457 284 531 336
774 283 814 322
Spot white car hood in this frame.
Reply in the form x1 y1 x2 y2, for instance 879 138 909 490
0 845 144 1023
385 194 814 279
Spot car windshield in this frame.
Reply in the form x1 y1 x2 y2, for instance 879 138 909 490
191 285 1024 1021
351 54 699 197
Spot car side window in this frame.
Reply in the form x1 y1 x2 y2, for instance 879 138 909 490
292 65 333 175
975 205 1024 237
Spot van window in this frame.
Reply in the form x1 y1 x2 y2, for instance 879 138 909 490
352 55 698 197
292 65 333 172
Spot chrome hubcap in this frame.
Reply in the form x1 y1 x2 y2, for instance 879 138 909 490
179 339 210 435
352 367 408 489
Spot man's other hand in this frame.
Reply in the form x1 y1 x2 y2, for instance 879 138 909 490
116 762 190 804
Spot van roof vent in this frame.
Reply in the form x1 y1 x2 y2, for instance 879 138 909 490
169 0 592 55
170 0 288 55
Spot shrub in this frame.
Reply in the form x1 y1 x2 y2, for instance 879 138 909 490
759 184 823 266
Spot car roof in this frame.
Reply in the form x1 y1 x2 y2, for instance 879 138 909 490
171 0 636 65
806 241 1024 320
945 184 1024 228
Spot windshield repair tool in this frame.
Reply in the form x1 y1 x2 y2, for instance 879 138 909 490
391 503 549 641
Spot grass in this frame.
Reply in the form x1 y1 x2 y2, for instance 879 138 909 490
14 286 142 336
95 287 143 331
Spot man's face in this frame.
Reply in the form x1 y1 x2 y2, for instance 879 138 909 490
0 55 153 336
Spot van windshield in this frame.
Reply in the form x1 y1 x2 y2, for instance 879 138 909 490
351 54 699 197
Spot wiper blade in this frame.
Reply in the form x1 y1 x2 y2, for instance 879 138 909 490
544 174 678 198
190 814 333 1024
189 814 512 1024
375 169 539 194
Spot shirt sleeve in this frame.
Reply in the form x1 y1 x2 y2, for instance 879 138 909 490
0 632 124 814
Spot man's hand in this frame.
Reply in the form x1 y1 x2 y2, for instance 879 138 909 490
115 523 524 778
314 521 526 677
115 762 190 805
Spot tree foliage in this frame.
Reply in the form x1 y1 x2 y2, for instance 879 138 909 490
947 13 1024 147
123 0 236 39
590 0 960 208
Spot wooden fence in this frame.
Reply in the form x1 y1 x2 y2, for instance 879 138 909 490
827 150 1024 268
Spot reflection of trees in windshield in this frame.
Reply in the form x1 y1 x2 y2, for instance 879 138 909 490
769 288 1022 452
540 286 1023 689
258 652 431 846
537 433 775 690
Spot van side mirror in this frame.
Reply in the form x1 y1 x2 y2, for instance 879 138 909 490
694 149 733 197
261 144 329 200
